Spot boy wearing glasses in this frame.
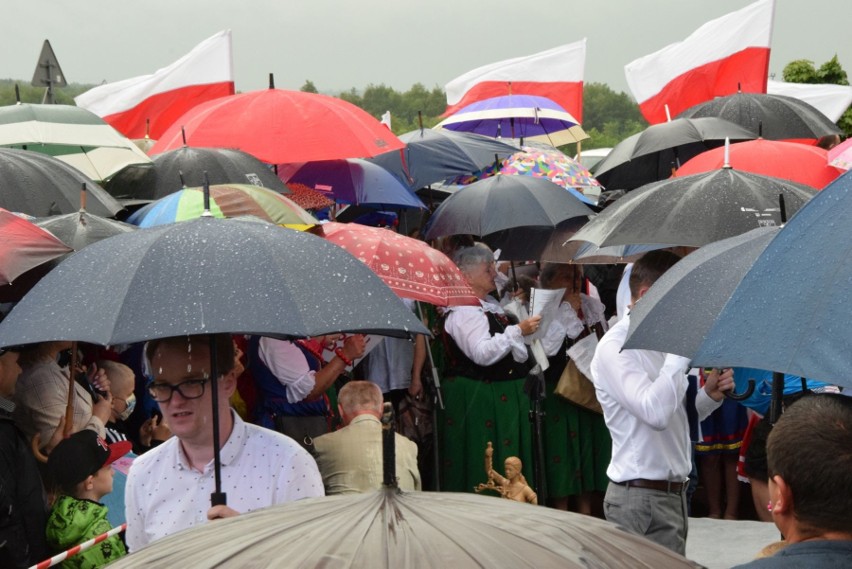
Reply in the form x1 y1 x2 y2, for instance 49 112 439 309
124 334 323 551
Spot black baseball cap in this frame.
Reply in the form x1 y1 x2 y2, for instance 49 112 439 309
48 430 132 489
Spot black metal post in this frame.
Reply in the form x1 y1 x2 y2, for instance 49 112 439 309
209 336 227 506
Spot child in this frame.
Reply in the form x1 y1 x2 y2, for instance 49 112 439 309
45 430 131 568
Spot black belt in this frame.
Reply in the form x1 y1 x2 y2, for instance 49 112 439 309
613 478 687 494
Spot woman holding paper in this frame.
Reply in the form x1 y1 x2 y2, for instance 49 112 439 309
440 245 541 493
539 262 612 515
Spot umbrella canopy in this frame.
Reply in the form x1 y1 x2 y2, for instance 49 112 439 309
368 128 517 189
105 146 291 200
35 210 137 252
316 222 479 307
0 217 428 348
566 168 816 249
675 138 843 189
108 488 699 569
126 184 318 229
623 227 779 357
591 117 756 191
283 182 336 211
497 144 600 205
424 175 593 261
690 169 852 388
0 148 122 217
0 208 71 285
149 87 405 164
0 103 152 182
278 159 426 209
435 95 589 147
828 136 852 170
677 92 842 141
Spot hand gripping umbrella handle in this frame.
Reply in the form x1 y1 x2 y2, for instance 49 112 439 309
725 379 756 401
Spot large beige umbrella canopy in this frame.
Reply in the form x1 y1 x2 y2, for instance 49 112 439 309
111 489 699 568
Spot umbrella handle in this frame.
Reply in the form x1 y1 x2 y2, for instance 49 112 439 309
724 379 755 401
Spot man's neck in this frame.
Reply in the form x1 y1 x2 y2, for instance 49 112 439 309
179 412 235 472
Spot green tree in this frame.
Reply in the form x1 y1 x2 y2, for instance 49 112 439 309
782 55 852 136
575 82 647 151
300 80 318 93
0 79 91 105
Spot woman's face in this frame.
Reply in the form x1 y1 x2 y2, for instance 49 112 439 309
464 261 497 299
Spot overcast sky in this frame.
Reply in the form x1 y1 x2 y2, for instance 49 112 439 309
3 0 849 99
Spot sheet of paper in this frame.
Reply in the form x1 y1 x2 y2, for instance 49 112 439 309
527 287 566 344
566 333 598 378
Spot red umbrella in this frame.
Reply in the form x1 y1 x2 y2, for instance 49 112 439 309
315 222 479 307
149 85 405 164
675 138 843 189
0 208 71 285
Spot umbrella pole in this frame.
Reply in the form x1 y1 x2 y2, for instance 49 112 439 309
416 301 443 491
64 341 78 437
208 336 227 506
769 371 784 425
526 358 548 504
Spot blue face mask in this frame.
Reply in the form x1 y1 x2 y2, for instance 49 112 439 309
117 393 136 421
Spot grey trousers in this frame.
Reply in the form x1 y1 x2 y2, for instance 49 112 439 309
603 481 688 555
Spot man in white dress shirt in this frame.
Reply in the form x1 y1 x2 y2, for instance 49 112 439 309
125 334 323 552
591 251 733 555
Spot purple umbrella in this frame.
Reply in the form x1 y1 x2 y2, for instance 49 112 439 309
435 94 588 146
278 158 426 209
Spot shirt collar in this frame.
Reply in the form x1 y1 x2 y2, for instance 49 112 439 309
349 414 381 426
174 410 245 471
0 396 14 414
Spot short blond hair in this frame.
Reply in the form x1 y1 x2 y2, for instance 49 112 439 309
97 360 135 396
338 381 383 416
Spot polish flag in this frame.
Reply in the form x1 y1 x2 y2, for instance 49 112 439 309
75 30 234 140
444 39 586 122
767 80 852 123
625 0 775 124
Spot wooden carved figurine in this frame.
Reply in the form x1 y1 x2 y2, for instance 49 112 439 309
474 442 538 504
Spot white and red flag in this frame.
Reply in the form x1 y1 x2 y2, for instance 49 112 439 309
625 0 775 124
444 39 586 122
75 30 234 140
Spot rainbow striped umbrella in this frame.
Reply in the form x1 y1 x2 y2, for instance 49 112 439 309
127 184 318 229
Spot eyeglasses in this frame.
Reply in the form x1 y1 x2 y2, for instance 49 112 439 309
148 378 209 402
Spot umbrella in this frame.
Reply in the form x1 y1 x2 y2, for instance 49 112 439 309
566 168 816 250
283 182 336 211
125 184 318 229
108 488 699 569
828 136 852 170
0 102 152 182
0 208 71 285
435 94 589 146
675 138 843 189
368 128 517 189
676 92 842 141
623 227 779 357
106 146 291 200
497 144 601 205
278 159 426 209
149 85 405 164
568 242 668 264
0 216 428 348
0 148 122 217
35 210 137 252
315 222 479 307
591 117 756 191
424 175 593 261
690 169 852 389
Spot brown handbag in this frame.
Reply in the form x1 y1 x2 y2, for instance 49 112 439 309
554 322 605 414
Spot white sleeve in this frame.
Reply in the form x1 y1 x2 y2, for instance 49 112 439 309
124 463 146 552
592 343 690 431
258 338 317 403
445 307 527 366
696 385 724 421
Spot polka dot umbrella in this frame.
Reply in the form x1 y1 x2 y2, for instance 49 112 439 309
315 222 479 307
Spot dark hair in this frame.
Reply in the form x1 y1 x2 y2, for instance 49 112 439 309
767 394 852 535
539 262 582 291
629 250 681 299
145 334 235 378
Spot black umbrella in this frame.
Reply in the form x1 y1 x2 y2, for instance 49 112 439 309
591 117 756 191
0 217 427 347
35 210 136 252
369 128 517 189
105 146 290 200
623 227 778 358
0 148 122 217
107 488 699 569
566 168 816 249
424 176 593 260
677 92 842 141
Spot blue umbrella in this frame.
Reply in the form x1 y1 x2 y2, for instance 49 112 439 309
692 169 852 389
278 158 425 209
435 95 589 147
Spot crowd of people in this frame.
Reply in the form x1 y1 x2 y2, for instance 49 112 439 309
0 235 850 568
